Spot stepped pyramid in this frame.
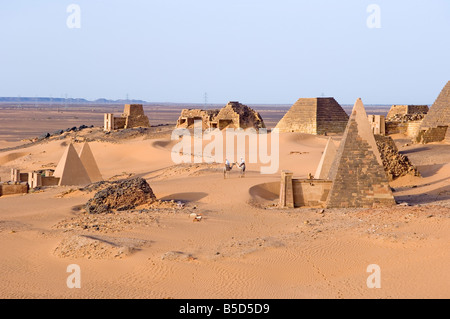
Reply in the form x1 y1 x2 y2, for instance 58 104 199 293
54 144 92 186
275 98 349 135
314 137 337 180
420 81 450 142
79 142 103 183
326 99 395 208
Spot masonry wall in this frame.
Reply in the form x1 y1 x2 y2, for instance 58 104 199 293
326 119 395 208
387 105 429 119
214 105 240 130
114 117 126 130
368 115 386 136
276 98 317 133
316 98 349 135
279 171 332 208
407 105 429 114
124 104 151 129
386 120 423 137
415 126 449 144
0 183 28 196
41 176 60 187
420 81 450 129
292 179 332 208
176 109 218 130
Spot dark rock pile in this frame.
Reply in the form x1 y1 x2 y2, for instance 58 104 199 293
85 177 157 214
375 135 420 180
386 113 426 123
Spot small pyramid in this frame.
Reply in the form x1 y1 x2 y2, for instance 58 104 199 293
420 81 450 129
54 144 92 186
79 142 103 183
326 99 395 208
314 137 337 180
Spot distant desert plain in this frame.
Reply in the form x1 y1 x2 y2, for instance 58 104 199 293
0 102 449 299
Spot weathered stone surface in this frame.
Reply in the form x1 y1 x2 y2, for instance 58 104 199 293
176 109 220 130
104 104 150 132
123 104 150 129
415 81 450 143
387 105 429 120
275 98 348 135
414 126 448 144
210 102 266 130
85 177 157 214
375 135 420 181
176 102 265 131
326 99 395 208
420 81 450 129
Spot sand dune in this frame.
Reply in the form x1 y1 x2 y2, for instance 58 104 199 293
1 128 450 299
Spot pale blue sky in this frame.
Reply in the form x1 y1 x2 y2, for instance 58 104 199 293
0 0 448 104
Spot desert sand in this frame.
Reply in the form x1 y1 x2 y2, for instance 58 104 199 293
0 108 449 299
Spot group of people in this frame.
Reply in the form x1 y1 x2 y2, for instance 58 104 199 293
225 157 246 178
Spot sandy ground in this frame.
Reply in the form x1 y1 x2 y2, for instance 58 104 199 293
0 116 449 298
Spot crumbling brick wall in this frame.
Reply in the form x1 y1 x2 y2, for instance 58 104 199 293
375 135 420 180
177 109 220 130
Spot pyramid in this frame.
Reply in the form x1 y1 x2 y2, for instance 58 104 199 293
275 98 349 135
420 81 450 129
326 99 395 208
54 144 92 186
314 137 337 180
79 142 103 183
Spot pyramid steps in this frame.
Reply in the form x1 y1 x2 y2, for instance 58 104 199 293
275 98 348 134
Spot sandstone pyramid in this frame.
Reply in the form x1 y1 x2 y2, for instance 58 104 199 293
79 142 103 183
326 99 395 208
275 98 349 135
314 137 337 180
420 81 450 129
419 81 450 142
54 144 92 186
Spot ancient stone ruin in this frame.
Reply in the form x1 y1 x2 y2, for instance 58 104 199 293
385 104 429 138
387 105 429 121
326 99 396 208
375 135 420 181
2 142 103 195
85 177 156 214
104 104 150 132
176 109 220 130
275 97 349 135
368 115 386 136
280 99 396 209
415 81 450 143
175 101 265 131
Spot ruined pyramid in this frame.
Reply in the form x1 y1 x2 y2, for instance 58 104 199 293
326 99 395 208
314 137 337 180
54 144 92 186
275 98 349 135
79 142 103 183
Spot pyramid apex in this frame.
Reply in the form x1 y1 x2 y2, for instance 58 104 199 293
54 143 91 186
